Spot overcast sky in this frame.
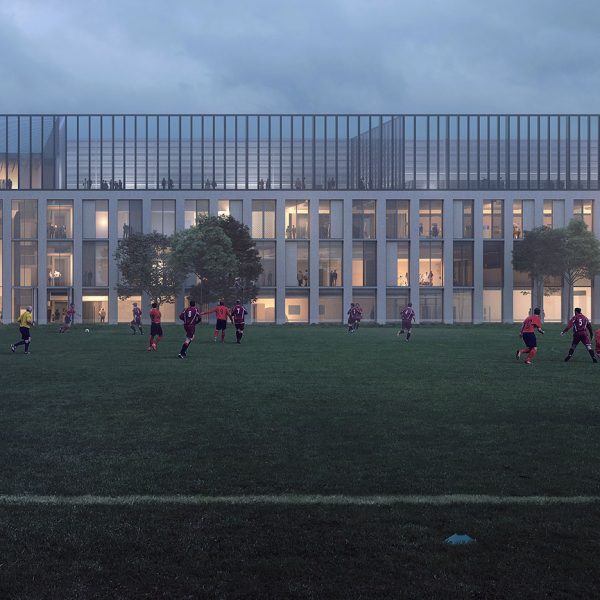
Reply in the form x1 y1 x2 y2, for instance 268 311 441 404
1 0 599 114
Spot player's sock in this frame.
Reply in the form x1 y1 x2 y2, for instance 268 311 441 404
528 348 537 362
149 336 154 347
180 341 189 356
221 332 225 342
130 324 135 333
155 336 161 347
24 341 30 352
139 327 143 334
407 332 411 340
564 348 575 362
588 349 597 362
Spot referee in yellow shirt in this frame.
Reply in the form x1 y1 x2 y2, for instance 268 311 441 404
11 305 33 354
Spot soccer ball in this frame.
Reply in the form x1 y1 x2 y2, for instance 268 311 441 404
84 328 90 333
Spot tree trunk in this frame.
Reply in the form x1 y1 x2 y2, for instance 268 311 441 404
565 273 574 319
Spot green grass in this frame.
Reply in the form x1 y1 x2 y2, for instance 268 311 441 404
1 323 599 598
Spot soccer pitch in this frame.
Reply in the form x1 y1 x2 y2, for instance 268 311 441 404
1 323 599 598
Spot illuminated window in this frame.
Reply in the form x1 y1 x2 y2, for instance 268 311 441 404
285 242 309 287
47 241 73 287
252 294 275 323
419 241 443 286
47 200 73 239
419 200 443 238
285 291 309 322
573 200 593 230
319 242 342 287
483 200 503 238
453 289 472 323
252 200 276 238
83 200 108 238
386 200 409 239
285 200 309 239
255 241 276 287
483 290 502 322
319 290 343 322
452 200 473 238
82 294 109 324
12 200 37 239
184 200 209 228
218 199 243 221
386 242 409 286
352 241 376 286
151 199 175 235
319 200 343 239
118 295 142 323
352 200 376 239
118 200 142 238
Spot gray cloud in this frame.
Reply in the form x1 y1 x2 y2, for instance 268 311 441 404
1 0 599 113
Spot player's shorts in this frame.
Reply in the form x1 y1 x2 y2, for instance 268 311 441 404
401 319 412 331
572 331 591 347
150 323 163 337
234 322 245 331
131 318 141 326
184 325 196 340
64 317 71 325
522 332 537 349
216 319 227 331
19 326 30 340
347 317 356 325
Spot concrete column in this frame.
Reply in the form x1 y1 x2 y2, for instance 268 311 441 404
473 196 484 323
108 196 119 324
141 196 152 315
342 195 353 318
72 197 82 324
409 197 420 321
443 197 453 324
593 197 600 323
563 197 575 323
209 195 218 218
174 197 186 320
242 195 253 324
532 195 544 307
503 197 514 323
37 197 48 324
275 197 286 323
376 196 386 324
309 197 319 323
2 198 12 322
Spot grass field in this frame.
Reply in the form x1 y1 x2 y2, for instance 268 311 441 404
1 322 599 599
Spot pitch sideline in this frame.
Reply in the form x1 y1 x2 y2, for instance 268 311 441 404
0 494 599 507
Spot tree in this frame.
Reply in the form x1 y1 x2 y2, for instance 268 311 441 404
549 219 600 317
170 218 241 305
114 232 184 305
512 226 562 311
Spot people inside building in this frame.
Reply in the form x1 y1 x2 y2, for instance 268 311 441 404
99 306 106 323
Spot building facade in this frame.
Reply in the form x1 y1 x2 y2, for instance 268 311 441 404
1 114 599 325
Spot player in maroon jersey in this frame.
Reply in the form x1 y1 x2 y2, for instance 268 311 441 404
231 300 248 344
59 303 76 333
130 302 143 335
347 303 358 333
397 302 416 341
561 307 597 363
353 303 363 331
178 300 202 358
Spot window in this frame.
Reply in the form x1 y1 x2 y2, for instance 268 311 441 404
285 291 309 322
184 200 209 229
573 200 593 230
252 200 276 238
352 200 376 239
483 200 503 238
386 289 410 321
453 242 473 287
285 242 309 287
151 199 175 235
319 200 343 239
285 200 309 239
453 200 473 238
13 288 35 321
386 242 409 286
82 242 109 287
483 290 502 322
47 241 73 287
483 241 503 287
218 199 243 222
319 242 342 287
453 290 472 323
420 289 443 322
419 241 443 286
386 200 409 239
252 294 275 322
118 295 142 322
82 294 109 324
47 200 73 239
12 200 37 239
255 241 276 287
352 292 376 321
419 200 443 238
47 289 72 324
544 199 565 229
352 241 377 286
118 200 142 238
319 290 343 322
13 241 38 286
512 199 534 239
513 290 532 322
83 200 109 238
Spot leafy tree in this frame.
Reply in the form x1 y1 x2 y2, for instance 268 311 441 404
512 226 562 311
114 233 184 305
170 218 241 305
548 219 600 317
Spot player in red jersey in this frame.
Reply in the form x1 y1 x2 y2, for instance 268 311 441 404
561 307 597 363
347 303 358 333
231 300 248 344
178 300 201 358
397 302 416 341
59 303 76 333
516 307 545 365
202 300 232 343
130 302 143 335
148 302 162 351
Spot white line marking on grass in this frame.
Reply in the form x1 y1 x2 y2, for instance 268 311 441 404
0 494 600 507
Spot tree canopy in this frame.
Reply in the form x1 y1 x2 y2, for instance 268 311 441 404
114 232 184 305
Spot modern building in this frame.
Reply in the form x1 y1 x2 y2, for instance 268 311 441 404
1 114 599 325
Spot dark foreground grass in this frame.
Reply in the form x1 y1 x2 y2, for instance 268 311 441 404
1 323 599 598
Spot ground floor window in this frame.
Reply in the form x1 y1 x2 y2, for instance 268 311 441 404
543 288 561 322
13 288 36 321
574 286 592 319
118 295 142 323
453 289 473 323
252 294 275 323
386 290 410 321
352 291 376 321
420 289 443 322
47 289 72 324
318 291 343 322
513 289 532 322
82 293 109 323
483 289 502 322
285 290 309 322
